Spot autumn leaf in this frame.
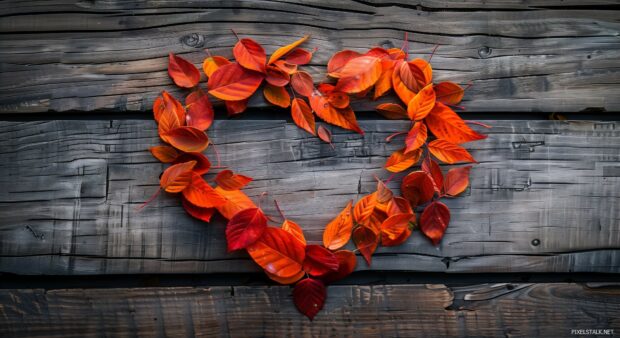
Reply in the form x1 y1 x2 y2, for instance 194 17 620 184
233 38 266 73
321 250 357 284
352 225 379 266
421 156 443 194
322 201 353 250
407 84 436 120
282 219 306 245
354 193 377 225
208 63 264 101
202 55 230 77
384 147 422 173
182 173 227 208
215 169 253 191
444 166 471 196
425 102 486 144
386 196 414 216
165 126 209 153
273 60 298 75
428 139 475 164
185 89 214 131
268 35 310 64
327 50 361 76
168 53 200 88
225 99 249 116
373 60 395 99
290 71 314 97
317 125 333 146
247 226 306 277
380 213 415 247
159 160 196 193
392 61 416 103
375 179 394 204
182 196 216 223
420 201 450 245
173 152 211 175
150 145 179 163
157 92 184 142
214 187 257 220
226 207 268 251
327 91 349 109
334 56 382 94
303 245 339 277
375 103 408 120
266 270 305 285
265 65 291 87
285 48 313 65
310 92 364 134
400 59 432 92
155 91 185 124
291 98 316 135
404 122 427 154
293 278 326 320
263 83 291 108
400 171 435 208
434 81 464 105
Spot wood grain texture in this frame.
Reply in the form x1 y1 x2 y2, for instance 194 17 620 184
0 283 619 337
0 119 618 275
1 0 619 113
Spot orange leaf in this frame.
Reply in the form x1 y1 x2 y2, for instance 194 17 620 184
444 166 471 196
320 250 357 284
291 98 316 135
182 173 227 208
386 196 414 216
273 60 298 75
185 89 214 131
399 58 432 92
263 83 291 108
168 53 200 88
310 92 364 134
265 65 290 87
428 139 475 164
401 171 435 207
303 245 339 277
157 92 184 142
226 207 268 251
387 48 406 60
384 147 422 173
268 35 310 64
225 99 249 116
208 63 264 101
327 50 361 77
376 179 394 204
215 169 253 191
293 278 326 320
165 126 209 152
173 152 211 175
150 145 179 163
422 156 443 193
282 219 307 245
322 201 353 250
317 125 333 146
327 91 349 109
420 201 450 245
392 61 416 103
160 160 196 193
154 91 185 124
335 56 382 94
373 61 395 100
376 103 408 120
290 71 314 97
266 270 304 285
354 193 377 224
214 187 257 220
407 84 436 120
380 213 415 247
352 225 378 266
182 196 216 223
404 122 427 153
247 227 306 278
202 55 230 77
425 102 487 144
285 48 313 65
233 38 266 73
434 81 464 105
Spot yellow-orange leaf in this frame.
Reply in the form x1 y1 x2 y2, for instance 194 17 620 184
425 102 487 144
384 147 422 173
202 56 230 77
268 35 310 64
214 187 257 220
263 83 291 108
215 169 253 191
282 219 307 245
428 139 475 164
354 193 377 224
335 56 382 94
182 173 227 208
407 84 436 120
322 201 353 250
247 227 306 278
291 98 316 135
159 160 196 193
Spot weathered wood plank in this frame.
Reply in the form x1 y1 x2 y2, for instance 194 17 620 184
0 1 619 113
0 119 618 275
0 283 618 337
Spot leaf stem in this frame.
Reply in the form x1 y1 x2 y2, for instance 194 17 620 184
385 131 407 143
135 188 161 211
464 120 492 129
273 199 286 220
230 29 241 41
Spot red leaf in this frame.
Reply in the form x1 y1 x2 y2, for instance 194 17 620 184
407 84 436 120
208 63 264 101
434 81 464 105
428 139 475 164
247 226 306 277
215 169 253 191
384 147 422 173
160 160 196 193
182 173 227 208
233 38 266 73
265 65 291 87
303 245 339 277
404 122 427 153
202 55 230 77
420 201 450 245
293 278 326 320
273 60 298 75
317 125 333 145
285 48 314 65
225 99 249 116
165 126 209 153
322 201 353 250
386 196 413 216
327 50 361 76
334 56 382 94
263 83 291 108
375 103 408 120
185 89 214 131
425 102 486 144
282 219 307 245
321 250 357 284
268 35 310 64
168 53 200 88
352 225 379 266
173 152 211 175
290 71 314 97
150 145 179 163
226 207 268 251
182 196 216 222
444 166 471 196
291 98 316 136
422 156 444 194
400 171 435 207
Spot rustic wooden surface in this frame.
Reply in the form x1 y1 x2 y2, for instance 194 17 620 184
1 1 619 113
0 119 618 275
0 283 618 337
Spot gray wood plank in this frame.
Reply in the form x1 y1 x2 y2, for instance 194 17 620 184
0 283 618 337
0 119 618 275
1 1 619 113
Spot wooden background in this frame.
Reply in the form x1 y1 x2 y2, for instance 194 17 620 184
0 1 619 337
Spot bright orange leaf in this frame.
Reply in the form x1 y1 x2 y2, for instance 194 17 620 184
233 38 266 73
291 98 316 136
380 213 415 247
247 226 306 278
165 126 209 153
310 92 364 134
266 270 304 285
168 53 200 88
322 201 353 250
159 160 196 193
273 60 298 75
354 193 377 225
384 147 422 173
444 166 471 196
282 219 307 245
268 35 310 64
182 173 227 208
335 56 382 94
215 169 253 191
263 83 291 108
214 187 257 220
173 152 211 175
208 62 264 101
182 196 216 223
404 122 427 154
352 225 379 266
327 50 361 76
425 102 486 144
225 99 249 116
434 81 464 105
428 139 475 164
407 83 436 120
202 55 230 77
392 61 416 103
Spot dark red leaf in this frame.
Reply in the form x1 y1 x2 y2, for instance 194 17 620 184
303 245 339 277
293 278 326 320
420 201 450 245
226 207 268 251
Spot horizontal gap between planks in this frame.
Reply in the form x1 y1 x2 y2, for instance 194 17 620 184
0 272 618 290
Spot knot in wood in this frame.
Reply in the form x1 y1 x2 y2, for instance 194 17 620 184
478 46 492 58
182 33 205 48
